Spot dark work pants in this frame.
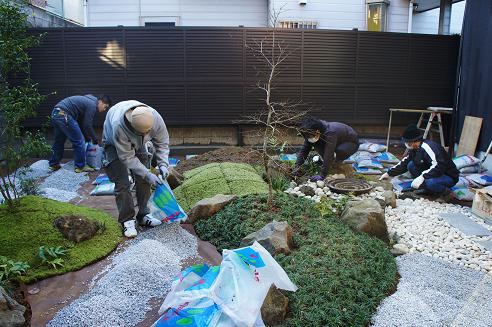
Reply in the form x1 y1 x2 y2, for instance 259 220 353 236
335 142 358 161
408 161 455 194
105 153 151 224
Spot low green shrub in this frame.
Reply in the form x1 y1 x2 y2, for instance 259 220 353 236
174 163 268 211
194 194 396 327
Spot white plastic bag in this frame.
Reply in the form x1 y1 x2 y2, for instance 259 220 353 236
466 174 492 186
86 143 104 170
451 187 474 201
343 151 373 164
157 242 297 327
357 158 384 169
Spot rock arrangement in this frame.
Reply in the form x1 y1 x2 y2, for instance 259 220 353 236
386 198 492 274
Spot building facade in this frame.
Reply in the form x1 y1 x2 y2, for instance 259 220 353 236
85 0 465 35
24 0 85 27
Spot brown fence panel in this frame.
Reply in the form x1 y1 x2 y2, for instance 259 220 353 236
25 27 459 128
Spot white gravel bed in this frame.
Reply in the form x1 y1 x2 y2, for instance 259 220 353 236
41 188 80 203
48 224 199 327
387 198 492 274
371 253 492 327
40 161 89 193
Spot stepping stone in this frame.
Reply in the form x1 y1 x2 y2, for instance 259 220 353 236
440 213 492 237
477 240 492 252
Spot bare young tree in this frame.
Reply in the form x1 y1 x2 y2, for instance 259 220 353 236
239 7 309 207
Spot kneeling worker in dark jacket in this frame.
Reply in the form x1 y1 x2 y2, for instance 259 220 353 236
380 124 459 195
293 117 359 181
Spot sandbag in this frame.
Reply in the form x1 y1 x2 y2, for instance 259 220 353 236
451 187 475 201
86 143 104 170
352 163 382 175
391 177 414 192
466 174 492 186
358 143 386 153
92 174 110 185
357 158 384 169
460 165 487 174
455 176 471 188
90 182 115 196
453 155 481 170
148 182 187 223
376 152 400 164
343 151 373 164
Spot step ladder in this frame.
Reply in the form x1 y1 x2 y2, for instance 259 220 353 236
404 107 450 155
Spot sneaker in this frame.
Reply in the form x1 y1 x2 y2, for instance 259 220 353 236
49 164 61 171
137 213 162 227
75 165 95 173
123 220 138 238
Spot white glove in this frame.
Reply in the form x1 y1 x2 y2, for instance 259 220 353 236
379 173 390 181
145 172 163 186
159 165 169 180
411 175 425 189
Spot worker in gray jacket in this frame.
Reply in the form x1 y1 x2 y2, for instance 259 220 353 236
102 100 170 237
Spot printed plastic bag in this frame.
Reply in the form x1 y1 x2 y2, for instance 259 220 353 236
153 298 222 327
148 182 187 223
279 154 297 162
157 242 297 327
90 182 115 196
343 151 373 164
86 143 104 170
451 187 474 201
391 177 414 192
168 158 180 167
455 176 471 188
376 152 400 164
453 155 481 170
466 174 492 186
357 158 384 169
358 143 387 153
460 165 486 174
92 174 110 185
352 163 381 175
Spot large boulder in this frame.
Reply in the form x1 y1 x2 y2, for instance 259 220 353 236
54 215 104 243
261 285 289 326
340 199 389 243
0 287 25 327
241 221 293 255
167 167 184 190
188 194 237 224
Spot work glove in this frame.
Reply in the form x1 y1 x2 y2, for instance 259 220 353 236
310 175 324 182
159 165 169 180
379 172 390 181
145 172 163 186
411 175 425 189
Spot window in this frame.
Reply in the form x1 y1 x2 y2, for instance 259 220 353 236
140 16 180 27
366 0 389 32
279 21 317 29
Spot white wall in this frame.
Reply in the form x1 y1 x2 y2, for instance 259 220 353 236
87 0 268 27
412 1 465 34
269 0 411 32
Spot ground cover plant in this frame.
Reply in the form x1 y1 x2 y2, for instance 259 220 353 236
0 196 121 283
194 193 397 327
173 162 268 211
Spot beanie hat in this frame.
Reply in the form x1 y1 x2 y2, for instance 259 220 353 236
401 124 424 142
126 106 154 134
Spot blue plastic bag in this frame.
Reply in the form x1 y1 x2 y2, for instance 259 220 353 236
148 182 188 223
153 298 221 327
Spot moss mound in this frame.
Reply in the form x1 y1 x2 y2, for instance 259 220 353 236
173 162 268 211
0 196 121 283
194 194 396 327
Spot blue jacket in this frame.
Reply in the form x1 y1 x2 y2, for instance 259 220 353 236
388 139 459 182
55 95 98 142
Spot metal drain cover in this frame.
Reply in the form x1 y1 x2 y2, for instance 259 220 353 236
326 178 373 195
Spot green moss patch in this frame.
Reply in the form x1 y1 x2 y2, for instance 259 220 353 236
194 194 397 327
174 163 268 211
0 196 122 283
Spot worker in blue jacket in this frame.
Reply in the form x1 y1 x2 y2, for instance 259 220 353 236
48 94 111 173
380 124 459 195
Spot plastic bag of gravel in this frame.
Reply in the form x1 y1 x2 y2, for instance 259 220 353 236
451 187 474 201
343 151 374 164
352 163 382 175
90 182 115 196
453 154 481 169
376 151 400 164
460 165 487 174
466 174 492 186
149 182 187 223
358 143 386 153
357 158 384 169
86 143 104 170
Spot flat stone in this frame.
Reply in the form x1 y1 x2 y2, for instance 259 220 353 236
187 194 237 224
261 286 289 326
440 213 492 237
241 221 294 255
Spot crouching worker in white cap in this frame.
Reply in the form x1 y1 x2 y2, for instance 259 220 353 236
102 100 170 237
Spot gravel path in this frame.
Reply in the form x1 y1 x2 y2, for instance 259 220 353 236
372 253 492 327
47 223 198 327
387 198 492 273
40 161 89 193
